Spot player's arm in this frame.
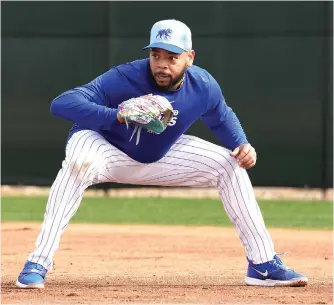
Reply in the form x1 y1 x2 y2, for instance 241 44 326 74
50 68 124 132
200 76 257 169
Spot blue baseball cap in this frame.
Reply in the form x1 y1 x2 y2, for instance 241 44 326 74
143 19 192 54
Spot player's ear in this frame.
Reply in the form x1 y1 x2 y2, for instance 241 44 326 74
186 50 195 67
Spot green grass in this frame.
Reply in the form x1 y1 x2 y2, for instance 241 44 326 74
1 197 332 230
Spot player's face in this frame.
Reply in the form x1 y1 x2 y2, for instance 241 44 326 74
149 48 195 91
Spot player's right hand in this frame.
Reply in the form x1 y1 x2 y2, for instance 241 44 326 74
230 144 257 169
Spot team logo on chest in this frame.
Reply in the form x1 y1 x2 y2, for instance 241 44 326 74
168 109 178 126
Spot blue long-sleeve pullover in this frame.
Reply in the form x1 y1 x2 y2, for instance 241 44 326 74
51 58 248 163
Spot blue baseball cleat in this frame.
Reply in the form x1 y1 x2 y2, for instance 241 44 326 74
244 254 308 287
16 261 47 289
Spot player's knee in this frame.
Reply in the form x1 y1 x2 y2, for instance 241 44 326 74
211 154 239 179
67 154 94 176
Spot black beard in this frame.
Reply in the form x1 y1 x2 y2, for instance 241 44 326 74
150 67 187 91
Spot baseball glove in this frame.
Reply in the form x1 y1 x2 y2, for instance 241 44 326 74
118 94 174 145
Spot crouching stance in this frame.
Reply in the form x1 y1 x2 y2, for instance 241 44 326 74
17 19 308 289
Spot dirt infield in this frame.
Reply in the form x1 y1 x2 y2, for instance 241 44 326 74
1 223 332 304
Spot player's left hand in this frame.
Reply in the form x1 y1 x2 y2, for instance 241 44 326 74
230 144 257 169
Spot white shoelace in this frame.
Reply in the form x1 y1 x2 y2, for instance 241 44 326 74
276 251 291 269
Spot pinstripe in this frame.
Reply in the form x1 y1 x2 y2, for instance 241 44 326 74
217 176 253 260
164 154 226 175
100 148 122 157
29 130 124 267
133 168 178 184
31 131 92 262
59 176 98 232
144 176 214 186
46 132 87 218
143 174 213 186
104 156 136 162
51 131 93 216
59 174 99 226
29 130 274 268
240 169 275 257
56 146 120 234
103 134 270 262
60 143 108 219
232 167 268 261
221 183 262 259
197 139 270 261
140 171 214 185
100 169 118 183
161 146 265 261
42 139 107 261
60 172 113 234
218 188 253 261
163 138 271 261
36 134 101 264
173 139 271 261
61 179 96 228
62 143 107 221
125 137 256 260
98 135 253 260
107 162 219 177
196 137 273 261
100 137 261 261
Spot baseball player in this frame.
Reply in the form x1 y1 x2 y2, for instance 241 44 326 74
16 19 308 288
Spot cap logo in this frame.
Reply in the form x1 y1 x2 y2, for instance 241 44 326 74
156 28 173 40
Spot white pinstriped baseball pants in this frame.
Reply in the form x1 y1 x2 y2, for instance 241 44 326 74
28 130 275 269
